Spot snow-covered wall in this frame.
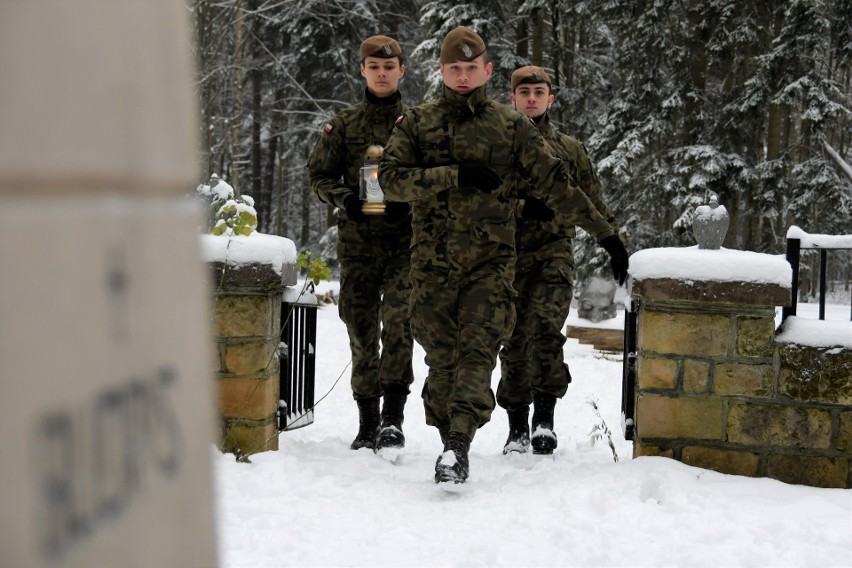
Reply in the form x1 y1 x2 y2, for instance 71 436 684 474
629 246 791 286
629 247 852 488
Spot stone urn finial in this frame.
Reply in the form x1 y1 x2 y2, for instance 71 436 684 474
693 194 729 249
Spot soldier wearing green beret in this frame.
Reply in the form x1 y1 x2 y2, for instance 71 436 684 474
378 27 629 484
308 35 414 452
498 65 623 457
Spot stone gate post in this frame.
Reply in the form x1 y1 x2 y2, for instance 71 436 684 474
628 247 852 488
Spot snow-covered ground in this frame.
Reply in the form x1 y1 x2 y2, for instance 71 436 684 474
214 281 852 567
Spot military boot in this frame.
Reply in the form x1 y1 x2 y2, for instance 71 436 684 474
434 431 471 484
502 406 531 454
375 391 407 450
531 392 557 455
350 397 381 450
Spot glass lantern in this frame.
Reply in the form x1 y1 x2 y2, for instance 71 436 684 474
359 145 386 215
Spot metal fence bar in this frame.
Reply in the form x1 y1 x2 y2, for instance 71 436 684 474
819 249 827 320
621 299 639 441
305 304 316 412
783 235 852 325
782 238 800 323
278 287 317 431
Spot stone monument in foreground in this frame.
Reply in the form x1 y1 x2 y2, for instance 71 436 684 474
0 2 219 566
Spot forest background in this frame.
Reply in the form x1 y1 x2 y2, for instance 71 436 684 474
191 0 851 295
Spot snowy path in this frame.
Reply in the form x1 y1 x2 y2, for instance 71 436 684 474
215 295 852 567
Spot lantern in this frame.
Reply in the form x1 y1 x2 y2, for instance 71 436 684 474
359 145 386 215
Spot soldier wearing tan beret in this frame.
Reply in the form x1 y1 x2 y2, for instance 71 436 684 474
498 65 623 458
379 27 629 485
308 35 414 454
359 35 403 61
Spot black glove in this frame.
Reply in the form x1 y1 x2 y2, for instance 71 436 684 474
458 162 501 193
521 196 555 222
343 195 367 222
384 201 410 221
600 234 629 286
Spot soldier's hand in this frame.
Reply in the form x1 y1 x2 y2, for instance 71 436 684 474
343 195 367 222
599 235 629 286
521 196 555 222
384 201 410 221
458 162 501 193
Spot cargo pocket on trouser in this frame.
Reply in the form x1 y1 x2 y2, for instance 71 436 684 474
452 277 515 435
421 374 452 434
528 263 572 398
378 262 414 388
410 280 457 435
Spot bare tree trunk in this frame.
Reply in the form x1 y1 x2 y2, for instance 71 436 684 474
761 7 786 252
275 152 287 237
229 0 244 195
551 2 568 126
685 1 707 146
250 58 262 206
264 89 285 234
195 0 212 178
766 104 782 162
531 8 544 66
516 17 528 59
300 183 311 248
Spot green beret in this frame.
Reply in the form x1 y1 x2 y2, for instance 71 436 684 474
511 65 552 90
359 35 402 61
439 26 486 64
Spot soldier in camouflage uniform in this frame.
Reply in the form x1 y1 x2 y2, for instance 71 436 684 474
308 35 414 452
378 28 629 484
498 66 623 456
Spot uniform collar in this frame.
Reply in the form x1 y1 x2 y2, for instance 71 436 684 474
363 89 403 116
534 112 553 133
441 84 490 114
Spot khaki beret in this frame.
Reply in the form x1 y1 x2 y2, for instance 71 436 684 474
439 26 486 64
359 35 402 61
511 65 552 90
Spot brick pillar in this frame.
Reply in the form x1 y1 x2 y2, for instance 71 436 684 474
630 275 789 464
210 259 296 456
628 249 852 488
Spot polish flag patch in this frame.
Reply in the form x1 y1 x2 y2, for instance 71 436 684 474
395 115 404 124
323 123 333 133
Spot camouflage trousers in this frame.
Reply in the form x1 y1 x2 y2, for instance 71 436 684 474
497 259 574 409
410 271 516 441
339 249 413 400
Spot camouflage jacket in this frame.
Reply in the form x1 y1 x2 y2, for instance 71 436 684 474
515 115 619 266
307 89 412 252
378 84 615 281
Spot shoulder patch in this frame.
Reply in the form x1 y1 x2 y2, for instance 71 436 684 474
323 123 333 133
395 115 404 124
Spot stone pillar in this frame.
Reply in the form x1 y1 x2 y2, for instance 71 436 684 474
0 2 218 566
632 276 789 457
629 249 852 488
210 260 296 457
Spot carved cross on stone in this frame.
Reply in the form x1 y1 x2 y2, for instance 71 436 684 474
693 195 730 249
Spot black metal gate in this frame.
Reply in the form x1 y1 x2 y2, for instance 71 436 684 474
621 299 639 440
781 237 852 325
278 285 317 431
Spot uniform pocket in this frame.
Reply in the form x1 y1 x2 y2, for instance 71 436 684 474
471 221 515 247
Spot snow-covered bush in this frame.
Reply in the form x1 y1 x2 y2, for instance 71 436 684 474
196 174 258 236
